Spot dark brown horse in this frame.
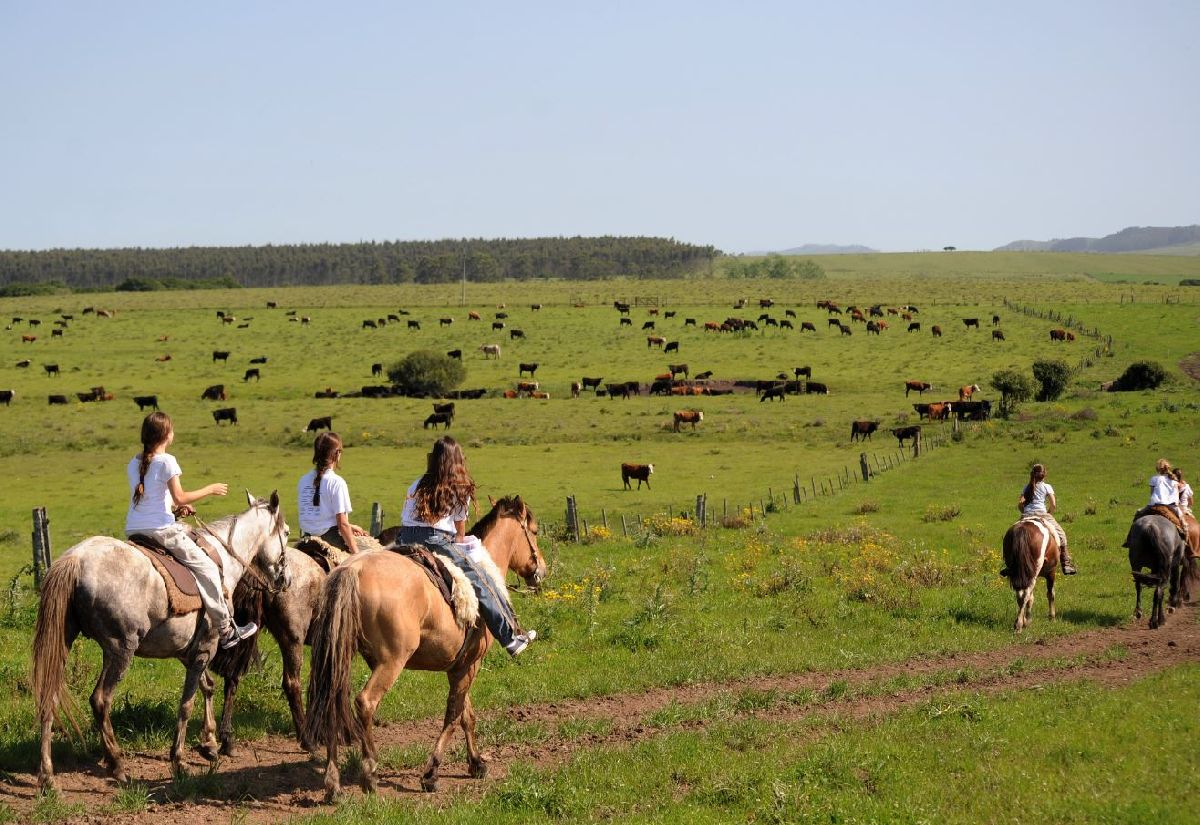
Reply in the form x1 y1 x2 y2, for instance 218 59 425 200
1002 517 1060 632
304 496 545 799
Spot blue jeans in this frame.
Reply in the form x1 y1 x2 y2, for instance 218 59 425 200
398 526 520 648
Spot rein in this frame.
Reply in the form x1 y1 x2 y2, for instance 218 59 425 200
190 508 289 595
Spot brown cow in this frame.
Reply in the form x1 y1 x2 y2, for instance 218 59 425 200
621 463 654 489
468 311 481 320
931 325 942 337
926 402 952 420
850 420 879 442
570 381 581 398
904 380 932 397
516 380 539 396
958 383 981 401
21 335 35 343
800 321 816 332
647 335 665 348
530 391 550 399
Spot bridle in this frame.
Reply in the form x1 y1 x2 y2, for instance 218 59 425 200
516 511 544 588
191 504 290 595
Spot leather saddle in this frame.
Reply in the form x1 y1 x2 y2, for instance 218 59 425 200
389 543 457 611
127 530 224 599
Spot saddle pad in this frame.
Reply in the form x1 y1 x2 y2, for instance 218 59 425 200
130 544 202 616
390 543 457 613
296 535 351 574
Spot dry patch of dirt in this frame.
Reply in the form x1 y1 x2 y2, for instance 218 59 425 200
1179 352 1200 382
4 609 1199 823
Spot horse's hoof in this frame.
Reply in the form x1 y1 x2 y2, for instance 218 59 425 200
219 742 236 758
468 759 489 779
420 775 438 793
323 787 341 805
361 774 378 795
196 742 219 762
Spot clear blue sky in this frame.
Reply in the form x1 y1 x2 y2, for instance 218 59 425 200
2 1 1196 253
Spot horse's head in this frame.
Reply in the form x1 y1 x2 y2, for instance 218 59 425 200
476 495 547 590
244 490 292 592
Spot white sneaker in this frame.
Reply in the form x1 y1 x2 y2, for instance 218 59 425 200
505 629 537 657
219 621 258 649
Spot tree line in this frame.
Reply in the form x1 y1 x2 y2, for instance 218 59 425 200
0 237 719 293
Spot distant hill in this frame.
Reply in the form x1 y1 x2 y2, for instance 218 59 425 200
773 243 879 255
995 225 1200 254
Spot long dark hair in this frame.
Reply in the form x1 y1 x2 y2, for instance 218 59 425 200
1022 463 1047 503
132 412 172 505
311 432 343 507
414 436 475 524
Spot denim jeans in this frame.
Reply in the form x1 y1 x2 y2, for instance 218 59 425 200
398 526 519 648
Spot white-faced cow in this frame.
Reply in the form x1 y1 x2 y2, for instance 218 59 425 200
621 462 654 490
480 344 501 359
673 410 703 432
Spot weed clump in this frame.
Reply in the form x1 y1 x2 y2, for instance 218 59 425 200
922 504 961 523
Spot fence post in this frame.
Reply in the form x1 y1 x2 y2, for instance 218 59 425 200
696 494 706 527
32 507 51 590
370 502 384 537
621 514 629 537
860 453 870 482
565 496 580 542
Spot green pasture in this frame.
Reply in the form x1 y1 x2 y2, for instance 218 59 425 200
0 254 1197 813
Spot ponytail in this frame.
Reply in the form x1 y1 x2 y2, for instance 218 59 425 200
133 412 172 505
311 432 343 507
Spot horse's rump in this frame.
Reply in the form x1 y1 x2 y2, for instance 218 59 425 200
126 530 231 615
1003 518 1057 589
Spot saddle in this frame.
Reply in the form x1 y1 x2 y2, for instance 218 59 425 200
295 535 351 574
390 544 458 612
1136 505 1189 538
127 530 226 617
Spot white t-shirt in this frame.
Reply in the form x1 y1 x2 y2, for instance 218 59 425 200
1022 481 1055 515
297 468 352 535
1149 473 1179 506
401 477 469 533
1178 482 1194 510
125 452 182 532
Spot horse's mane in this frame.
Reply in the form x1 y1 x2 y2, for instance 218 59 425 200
469 495 531 538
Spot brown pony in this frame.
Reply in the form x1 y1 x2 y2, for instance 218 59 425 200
304 496 546 799
1002 518 1060 631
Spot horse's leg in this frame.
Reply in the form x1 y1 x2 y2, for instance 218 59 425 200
1168 561 1183 610
1151 583 1164 629
354 656 409 794
280 635 310 752
460 690 488 779
217 670 241 757
91 646 134 782
1013 588 1026 632
1134 579 1143 620
422 663 478 792
170 659 207 775
195 670 220 761
1046 574 1056 621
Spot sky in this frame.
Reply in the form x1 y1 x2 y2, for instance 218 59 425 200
1 1 1196 254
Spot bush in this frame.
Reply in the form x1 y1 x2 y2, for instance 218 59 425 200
387 351 466 397
1112 360 1168 391
991 369 1033 419
1032 359 1072 402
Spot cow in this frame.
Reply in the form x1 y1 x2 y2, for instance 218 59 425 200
243 368 261 382
432 402 456 419
314 388 339 399
892 425 921 447
962 318 979 329
958 383 981 402
801 322 816 332
530 391 551 399
785 309 797 318
516 381 539 396
581 376 604 391
650 379 673 396
793 366 812 379
424 412 453 429
21 335 36 344
616 317 630 327
285 309 296 316
301 415 332 433
780 320 794 330
664 341 680 354
96 309 114 319
201 384 227 401
222 316 236 325
1049 328 1069 342
606 382 631 400
531 304 542 311
133 395 159 411
10 316 21 324
155 354 172 362
447 349 463 360
704 322 721 332
804 381 829 395
828 318 842 329
759 385 787 402
408 320 421 330
51 329 63 338
439 317 453 327
16 360 31 368
931 325 942 338
53 320 68 328
647 336 665 349
621 462 654 490
926 402 952 421
48 394 69 405
866 321 880 335
953 400 993 421
250 356 268 364
614 302 630 315
760 298 774 308
992 330 1005 342
510 328 526 340
839 324 852 336
212 407 238 426
362 385 391 398
992 314 1001 326
362 319 377 329
267 301 278 309
213 350 231 363
301 316 311 325
850 420 880 442
43 364 59 377
480 344 501 359
502 390 518 399
495 312 509 319
904 380 932 397
28 319 41 328
907 322 921 333
684 318 697 327
1066 331 1075 341
662 310 674 318
641 321 655 330
570 381 581 398
468 311 481 321
694 370 713 380
519 362 538 377
387 314 400 323
0 390 13 406
371 362 383 377
493 321 505 331
668 363 688 379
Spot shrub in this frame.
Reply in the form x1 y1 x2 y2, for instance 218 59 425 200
1112 360 1168 391
852 501 880 515
387 350 465 396
991 369 1033 419
1032 359 1072 402
923 504 961 523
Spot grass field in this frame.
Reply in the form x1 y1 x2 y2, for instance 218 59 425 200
0 251 1197 820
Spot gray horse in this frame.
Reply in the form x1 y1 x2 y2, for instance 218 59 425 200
33 491 291 791
1127 514 1192 629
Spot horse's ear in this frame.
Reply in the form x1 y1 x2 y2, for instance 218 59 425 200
488 495 497 507
245 490 255 507
269 489 280 513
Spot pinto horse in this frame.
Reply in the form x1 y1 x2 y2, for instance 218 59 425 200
304 496 546 799
33 493 290 791
1002 517 1060 631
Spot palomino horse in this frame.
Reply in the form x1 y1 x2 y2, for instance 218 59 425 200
1127 514 1193 629
304 496 546 800
1002 517 1060 632
33 492 290 791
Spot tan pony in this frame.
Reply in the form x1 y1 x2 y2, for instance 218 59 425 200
304 495 546 800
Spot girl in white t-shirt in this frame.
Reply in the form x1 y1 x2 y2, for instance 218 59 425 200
1014 463 1075 575
1173 468 1194 516
126 412 256 649
297 432 368 551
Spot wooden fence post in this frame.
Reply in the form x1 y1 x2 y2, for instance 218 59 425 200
860 452 870 482
696 494 706 527
32 507 51 590
565 496 580 542
369 502 384 537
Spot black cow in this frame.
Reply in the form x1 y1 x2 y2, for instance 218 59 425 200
684 318 696 326
447 349 463 360
510 329 525 340
16 360 31 368
213 350 230 363
43 364 59 377
0 390 13 406
531 303 542 311
581 376 604 391
621 462 654 490
372 362 383 377
664 341 680 354
408 320 421 329
495 312 508 319
314 388 339 398
606 382 631 400
424 412 452 429
619 318 632 326
642 321 655 330
907 322 921 332
801 322 816 332
243 368 260 382
250 356 268 364
804 381 829 395
962 318 979 329
201 384 227 401
305 415 333 432
992 330 1006 342
48 394 68 405
493 321 506 331
433 402 455 417
362 319 377 329
51 329 63 338
850 420 879 442
759 385 786 402
133 395 159 411
439 318 453 327
212 407 238 426
992 314 1001 326
892 426 921 447
794 366 812 379
649 379 673 396
519 362 538 377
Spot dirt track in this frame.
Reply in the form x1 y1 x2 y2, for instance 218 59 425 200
4 608 1198 823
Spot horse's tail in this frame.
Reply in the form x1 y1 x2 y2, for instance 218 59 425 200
32 554 83 737
303 563 364 749
1179 555 1200 604
1132 570 1164 587
209 576 265 680
1003 522 1046 591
